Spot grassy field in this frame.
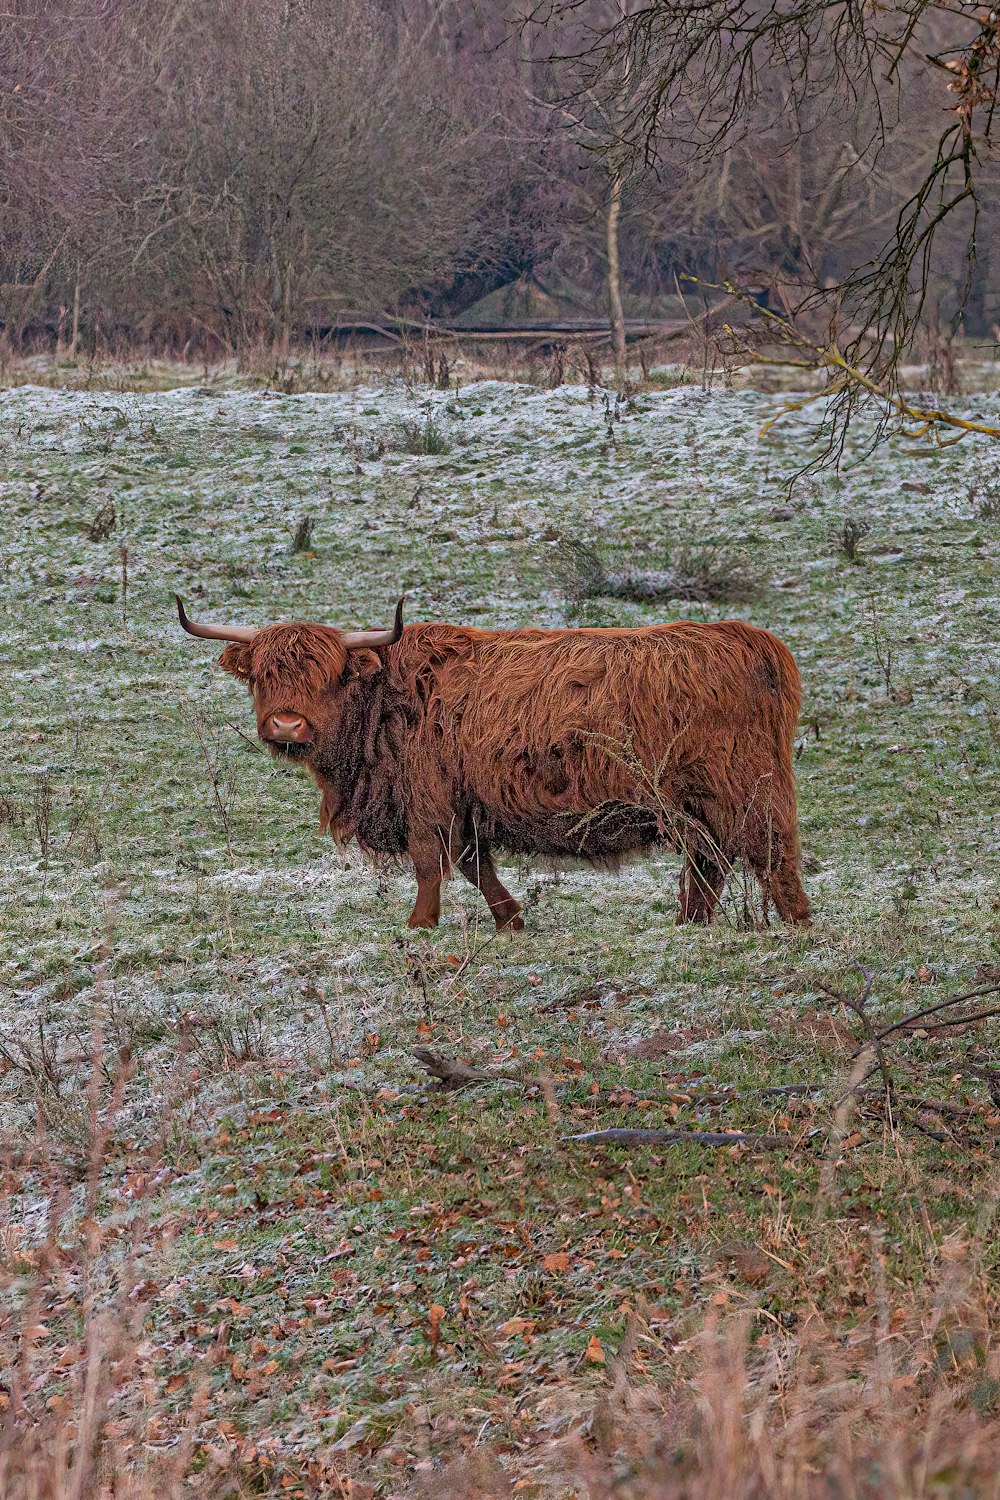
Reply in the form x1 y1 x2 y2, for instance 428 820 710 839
1 371 999 1497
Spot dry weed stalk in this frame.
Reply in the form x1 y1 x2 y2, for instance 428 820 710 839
0 939 254 1499
429 1260 1000 1499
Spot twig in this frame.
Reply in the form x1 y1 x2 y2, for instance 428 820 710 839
227 721 262 753
821 967 895 1113
601 1082 823 1108
918 1007 1000 1033
411 1047 512 1091
901 1096 984 1119
666 1082 820 1103
181 708 234 857
820 972 1000 1143
875 982 1000 1040
120 543 129 632
906 1118 950 1144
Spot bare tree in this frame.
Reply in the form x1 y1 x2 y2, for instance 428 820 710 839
537 0 1000 442
2 0 997 381
0 0 562 353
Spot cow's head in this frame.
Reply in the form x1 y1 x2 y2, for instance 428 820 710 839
176 595 403 758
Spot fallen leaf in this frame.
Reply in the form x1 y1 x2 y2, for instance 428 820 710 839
726 1247 771 1286
498 1317 536 1339
214 1298 249 1316
428 1303 445 1355
584 1335 605 1364
541 1252 570 1274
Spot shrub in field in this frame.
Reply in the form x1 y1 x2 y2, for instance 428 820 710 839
554 536 756 610
837 516 871 563
394 413 451 456
288 513 316 554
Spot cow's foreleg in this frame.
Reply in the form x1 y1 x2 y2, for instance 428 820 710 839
457 848 524 932
677 850 727 924
407 847 446 929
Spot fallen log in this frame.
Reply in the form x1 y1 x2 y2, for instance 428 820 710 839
561 1127 796 1149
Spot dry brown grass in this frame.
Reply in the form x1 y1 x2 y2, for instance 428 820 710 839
3 968 998 1497
6 1193 998 1499
426 1265 1000 1499
3 960 999 1498
0 981 263 1500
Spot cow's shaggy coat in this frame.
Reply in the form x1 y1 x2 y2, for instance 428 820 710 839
217 618 811 930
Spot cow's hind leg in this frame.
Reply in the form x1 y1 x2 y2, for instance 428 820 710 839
677 849 727 925
762 851 812 926
457 847 524 932
750 833 811 927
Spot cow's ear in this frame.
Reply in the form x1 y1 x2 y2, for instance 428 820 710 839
217 642 253 680
347 648 384 680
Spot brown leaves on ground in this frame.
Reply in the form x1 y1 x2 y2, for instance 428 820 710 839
779 1007 856 1048
715 1242 772 1286
624 1028 712 1060
429 1286 1000 1500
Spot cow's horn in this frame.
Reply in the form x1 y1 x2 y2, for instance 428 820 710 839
340 595 405 651
175 595 259 644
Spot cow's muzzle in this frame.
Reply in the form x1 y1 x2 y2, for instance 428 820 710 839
262 713 314 745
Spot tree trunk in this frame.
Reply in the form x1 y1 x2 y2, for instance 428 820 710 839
965 237 990 336
606 165 627 384
70 275 81 358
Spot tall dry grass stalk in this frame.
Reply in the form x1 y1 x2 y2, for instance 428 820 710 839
428 1249 1000 1499
0 947 244 1500
4 944 998 1498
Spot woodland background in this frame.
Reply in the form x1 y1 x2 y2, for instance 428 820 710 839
2 0 998 360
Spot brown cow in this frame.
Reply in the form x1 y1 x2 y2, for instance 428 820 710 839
176 596 811 930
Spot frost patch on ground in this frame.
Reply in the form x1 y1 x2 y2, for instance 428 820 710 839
1 377 998 1130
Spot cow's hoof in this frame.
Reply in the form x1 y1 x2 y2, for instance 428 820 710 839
497 914 525 933
407 913 439 929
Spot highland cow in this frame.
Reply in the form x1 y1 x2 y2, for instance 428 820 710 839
176 596 811 930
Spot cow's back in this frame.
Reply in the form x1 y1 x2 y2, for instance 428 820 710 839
391 620 801 847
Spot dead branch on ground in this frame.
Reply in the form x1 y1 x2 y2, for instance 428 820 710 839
562 1127 797 1149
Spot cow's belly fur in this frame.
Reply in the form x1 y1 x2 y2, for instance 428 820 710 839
467 799 669 862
